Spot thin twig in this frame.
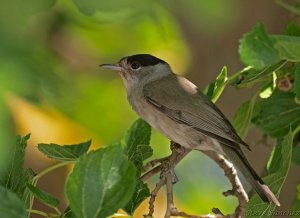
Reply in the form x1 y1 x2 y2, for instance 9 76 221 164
142 157 168 172
147 178 166 217
142 142 248 218
171 209 223 218
140 165 162 182
165 172 175 218
140 145 191 182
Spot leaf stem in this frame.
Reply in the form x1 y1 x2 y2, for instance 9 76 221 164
33 161 74 184
54 207 62 215
26 209 49 217
28 161 75 218
293 124 300 137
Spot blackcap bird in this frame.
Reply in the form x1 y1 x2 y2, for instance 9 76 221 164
100 54 280 206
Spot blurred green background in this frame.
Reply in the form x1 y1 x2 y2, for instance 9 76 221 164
0 0 298 217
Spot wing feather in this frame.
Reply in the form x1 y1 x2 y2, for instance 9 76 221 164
143 74 250 150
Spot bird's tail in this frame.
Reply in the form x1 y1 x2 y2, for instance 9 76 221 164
223 146 280 207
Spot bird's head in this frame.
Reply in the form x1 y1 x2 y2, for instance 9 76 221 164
100 54 172 89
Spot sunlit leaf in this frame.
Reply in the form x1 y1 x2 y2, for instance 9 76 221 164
239 23 281 69
38 140 91 161
230 61 286 88
204 66 227 102
246 131 293 217
0 186 26 218
259 77 276 99
65 145 136 218
27 184 59 208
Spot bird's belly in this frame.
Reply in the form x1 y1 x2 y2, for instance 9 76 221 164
130 97 224 153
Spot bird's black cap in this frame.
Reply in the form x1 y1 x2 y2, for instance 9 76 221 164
121 54 166 67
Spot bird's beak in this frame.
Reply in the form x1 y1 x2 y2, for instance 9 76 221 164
99 63 124 71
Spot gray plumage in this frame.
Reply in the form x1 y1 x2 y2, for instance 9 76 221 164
100 54 280 207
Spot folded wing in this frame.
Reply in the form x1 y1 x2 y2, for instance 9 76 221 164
143 74 250 150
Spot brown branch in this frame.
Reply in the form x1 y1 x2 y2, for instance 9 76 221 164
202 150 249 218
140 142 191 182
140 165 162 182
142 157 168 172
142 142 249 218
165 171 175 218
147 178 165 217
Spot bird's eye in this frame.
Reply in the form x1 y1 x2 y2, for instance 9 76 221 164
130 61 141 70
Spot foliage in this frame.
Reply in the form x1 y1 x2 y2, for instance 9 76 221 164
0 0 300 217
0 119 153 217
65 146 136 218
246 131 293 218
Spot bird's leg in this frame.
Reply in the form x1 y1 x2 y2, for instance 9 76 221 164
163 144 223 218
141 141 191 183
142 141 191 217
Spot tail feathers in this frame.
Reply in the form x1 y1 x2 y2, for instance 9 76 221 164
253 180 280 207
223 146 280 206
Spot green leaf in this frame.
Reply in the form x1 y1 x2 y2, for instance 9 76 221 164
204 66 227 102
273 35 300 62
18 168 35 208
232 94 257 139
292 146 300 165
128 145 153 175
291 184 300 218
63 206 76 218
230 61 286 88
294 63 300 102
72 0 137 15
38 140 91 161
0 185 26 218
252 91 300 138
65 145 136 218
1 134 29 189
259 79 276 99
286 22 300 37
122 119 151 151
0 135 34 208
121 119 152 175
124 181 150 215
27 184 59 208
239 23 281 70
246 131 293 218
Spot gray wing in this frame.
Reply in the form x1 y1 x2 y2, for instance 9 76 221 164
143 74 250 150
